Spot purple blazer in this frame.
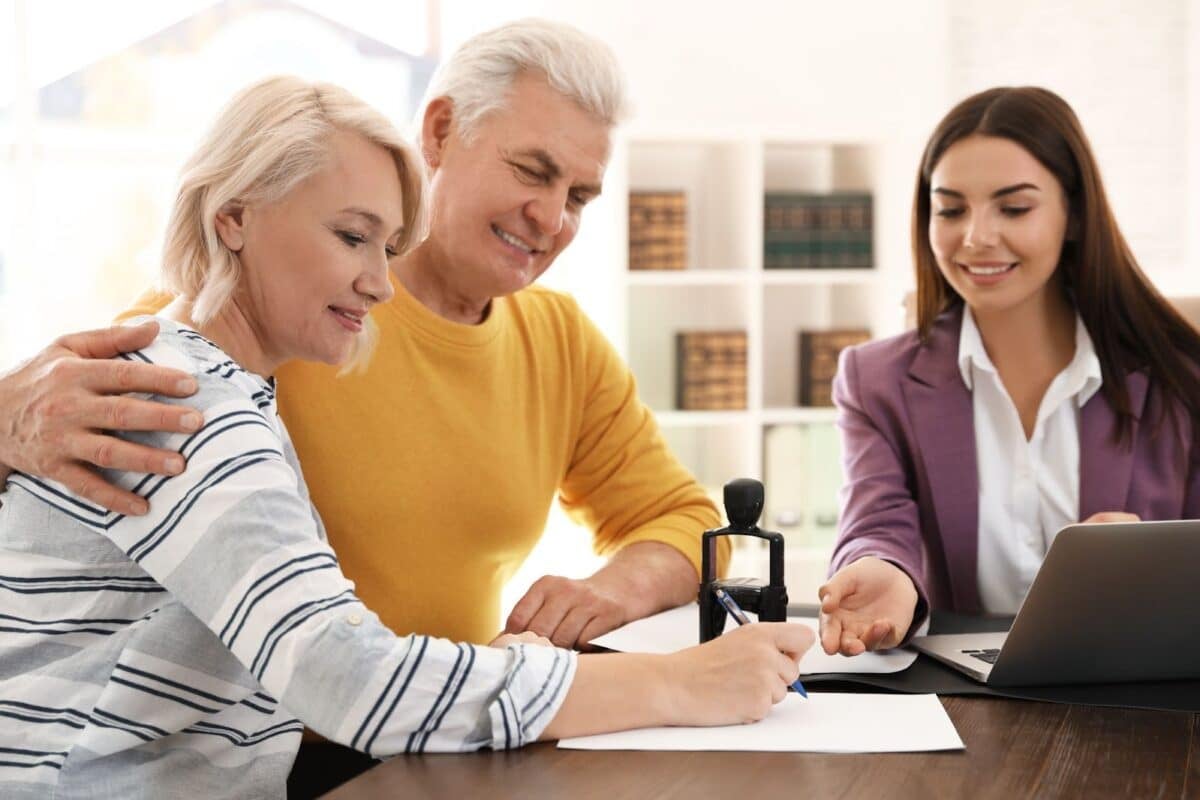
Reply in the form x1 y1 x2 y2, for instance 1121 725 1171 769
829 305 1200 617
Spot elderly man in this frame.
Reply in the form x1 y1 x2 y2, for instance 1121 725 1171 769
0 19 725 653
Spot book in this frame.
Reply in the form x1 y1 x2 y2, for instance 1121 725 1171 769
798 329 871 406
629 191 687 270
764 193 873 269
675 330 747 410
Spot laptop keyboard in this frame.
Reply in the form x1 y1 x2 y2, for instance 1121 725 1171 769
962 648 1000 664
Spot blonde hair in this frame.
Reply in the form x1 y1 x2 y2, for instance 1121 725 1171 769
161 75 427 371
415 18 628 151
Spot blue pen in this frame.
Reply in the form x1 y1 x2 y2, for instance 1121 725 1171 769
714 587 807 698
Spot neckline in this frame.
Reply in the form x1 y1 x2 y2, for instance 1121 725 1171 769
131 314 276 393
379 270 505 349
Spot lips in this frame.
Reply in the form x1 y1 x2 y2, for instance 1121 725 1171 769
960 262 1017 276
492 224 541 256
956 261 1018 286
328 305 365 333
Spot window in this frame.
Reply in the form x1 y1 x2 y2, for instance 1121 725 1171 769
1 0 433 366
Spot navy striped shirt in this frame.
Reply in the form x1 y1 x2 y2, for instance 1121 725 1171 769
0 319 576 799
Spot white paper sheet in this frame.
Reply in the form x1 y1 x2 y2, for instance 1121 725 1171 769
590 603 918 675
557 693 963 753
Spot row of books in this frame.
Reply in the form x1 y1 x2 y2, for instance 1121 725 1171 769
674 329 870 411
764 193 873 270
628 190 873 271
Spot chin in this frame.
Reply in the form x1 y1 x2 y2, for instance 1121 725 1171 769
305 343 353 367
962 292 1026 317
495 264 542 295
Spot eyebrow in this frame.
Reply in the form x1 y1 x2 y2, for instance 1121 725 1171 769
931 182 1041 200
338 207 404 237
510 148 603 198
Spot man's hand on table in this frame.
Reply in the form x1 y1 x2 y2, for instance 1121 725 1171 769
503 541 698 649
0 321 201 515
503 574 627 650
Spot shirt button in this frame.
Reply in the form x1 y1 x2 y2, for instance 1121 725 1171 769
346 613 363 627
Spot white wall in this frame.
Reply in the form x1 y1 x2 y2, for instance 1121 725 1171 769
441 0 1200 315
444 0 949 139
1189 0 1200 294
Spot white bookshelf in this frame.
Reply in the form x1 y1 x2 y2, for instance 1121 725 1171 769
612 130 913 601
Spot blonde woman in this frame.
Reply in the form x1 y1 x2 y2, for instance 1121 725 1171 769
0 76 813 799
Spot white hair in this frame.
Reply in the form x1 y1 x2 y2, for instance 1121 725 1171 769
415 18 629 150
160 75 428 371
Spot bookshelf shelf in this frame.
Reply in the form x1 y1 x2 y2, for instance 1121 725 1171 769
627 269 748 287
760 407 839 426
762 269 875 286
654 410 751 428
611 132 912 600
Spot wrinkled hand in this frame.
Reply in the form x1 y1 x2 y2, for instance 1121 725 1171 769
818 557 918 656
489 630 555 649
0 321 201 515
663 623 815 726
1082 512 1140 524
504 575 627 649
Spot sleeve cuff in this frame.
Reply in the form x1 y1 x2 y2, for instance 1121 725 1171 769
487 644 578 749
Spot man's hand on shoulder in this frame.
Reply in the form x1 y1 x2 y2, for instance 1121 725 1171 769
0 321 202 515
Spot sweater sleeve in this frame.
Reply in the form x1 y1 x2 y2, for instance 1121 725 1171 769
556 303 727 579
10 366 575 754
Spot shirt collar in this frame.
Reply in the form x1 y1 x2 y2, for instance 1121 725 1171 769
957 306 993 391
956 305 1103 406
1067 314 1104 406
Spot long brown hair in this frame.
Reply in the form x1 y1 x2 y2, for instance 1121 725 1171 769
912 86 1200 438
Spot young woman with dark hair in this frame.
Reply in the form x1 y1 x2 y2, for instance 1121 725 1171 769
817 86 1200 656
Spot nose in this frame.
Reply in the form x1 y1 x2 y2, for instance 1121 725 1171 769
963 210 999 249
355 248 395 306
524 185 568 237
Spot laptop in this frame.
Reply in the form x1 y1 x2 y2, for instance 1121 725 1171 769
911 519 1200 687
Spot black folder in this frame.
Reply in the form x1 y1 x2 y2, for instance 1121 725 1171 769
792 606 1200 713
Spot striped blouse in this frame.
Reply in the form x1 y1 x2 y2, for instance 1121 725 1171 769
0 318 576 799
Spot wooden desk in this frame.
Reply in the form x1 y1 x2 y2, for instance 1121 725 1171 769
324 696 1200 798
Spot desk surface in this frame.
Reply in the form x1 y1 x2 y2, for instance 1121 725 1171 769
324 696 1200 799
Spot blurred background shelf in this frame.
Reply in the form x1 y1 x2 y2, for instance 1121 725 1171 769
761 269 875 286
652 410 752 428
612 133 915 602
627 269 748 287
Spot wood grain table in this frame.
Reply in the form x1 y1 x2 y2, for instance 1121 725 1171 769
323 696 1200 799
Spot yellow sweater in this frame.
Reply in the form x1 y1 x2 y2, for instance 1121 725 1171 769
123 277 725 644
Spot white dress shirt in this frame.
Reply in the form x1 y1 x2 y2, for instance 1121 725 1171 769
958 307 1103 614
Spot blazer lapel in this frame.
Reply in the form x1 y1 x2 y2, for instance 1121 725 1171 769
1079 371 1148 519
902 307 981 612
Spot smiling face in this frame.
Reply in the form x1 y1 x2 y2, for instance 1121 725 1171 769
928 134 1071 320
421 72 612 303
220 130 402 368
